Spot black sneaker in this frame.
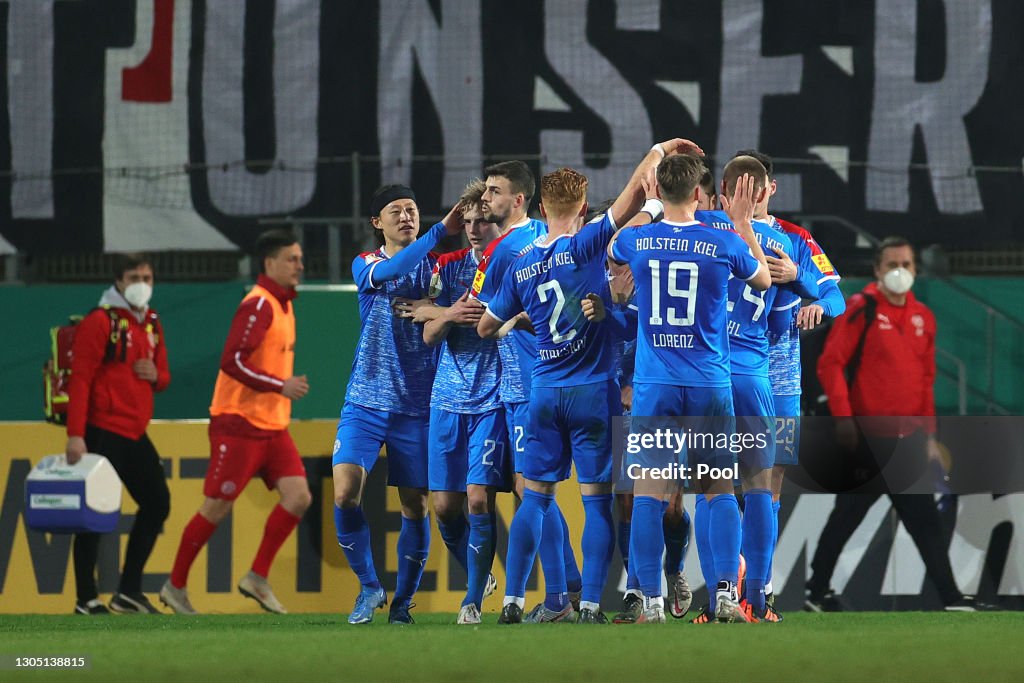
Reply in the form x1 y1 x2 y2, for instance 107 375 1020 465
612 593 643 624
497 603 523 624
74 599 110 615
944 595 1000 612
576 608 609 624
388 601 416 624
109 592 161 614
804 588 844 612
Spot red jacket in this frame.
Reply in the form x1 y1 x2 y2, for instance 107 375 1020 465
817 282 935 436
67 302 171 440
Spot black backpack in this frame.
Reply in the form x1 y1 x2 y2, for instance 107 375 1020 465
800 295 877 417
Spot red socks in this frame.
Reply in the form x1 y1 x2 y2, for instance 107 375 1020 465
251 504 302 578
170 513 217 589
170 505 301 588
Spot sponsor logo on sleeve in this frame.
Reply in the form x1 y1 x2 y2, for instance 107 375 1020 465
812 253 834 274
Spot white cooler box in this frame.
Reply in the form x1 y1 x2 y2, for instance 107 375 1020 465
24 454 122 534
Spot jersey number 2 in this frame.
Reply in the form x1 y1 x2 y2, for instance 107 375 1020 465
537 280 578 344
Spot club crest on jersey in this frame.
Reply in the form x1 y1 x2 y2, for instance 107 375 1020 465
472 269 486 294
912 314 925 336
812 253 834 274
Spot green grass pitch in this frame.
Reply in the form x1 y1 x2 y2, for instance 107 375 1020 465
2 612 1023 682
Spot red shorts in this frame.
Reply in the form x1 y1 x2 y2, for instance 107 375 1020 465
204 421 306 500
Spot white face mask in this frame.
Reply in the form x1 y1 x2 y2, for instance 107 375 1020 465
882 267 914 295
123 282 153 309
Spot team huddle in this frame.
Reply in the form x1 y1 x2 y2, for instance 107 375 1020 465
331 138 845 625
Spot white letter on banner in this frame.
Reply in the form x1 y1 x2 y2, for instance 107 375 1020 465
377 0 482 203
7 0 55 218
866 0 989 213
201 0 319 215
714 0 803 211
540 0 653 203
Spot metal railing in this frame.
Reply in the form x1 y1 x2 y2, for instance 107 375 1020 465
794 213 1019 415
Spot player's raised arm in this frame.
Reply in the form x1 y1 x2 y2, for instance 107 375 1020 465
354 185 463 291
607 138 703 229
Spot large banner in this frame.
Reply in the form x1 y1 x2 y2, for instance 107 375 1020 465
1 421 1021 614
1 0 1021 256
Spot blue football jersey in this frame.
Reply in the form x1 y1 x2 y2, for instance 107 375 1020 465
611 218 762 388
765 216 843 396
428 248 502 413
471 218 548 402
345 246 438 416
486 214 618 388
696 210 801 377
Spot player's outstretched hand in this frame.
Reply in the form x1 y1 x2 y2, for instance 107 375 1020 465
656 138 704 158
282 374 309 400
65 436 86 465
582 293 607 322
441 200 466 236
797 304 825 330
767 246 798 284
446 290 485 325
721 173 756 226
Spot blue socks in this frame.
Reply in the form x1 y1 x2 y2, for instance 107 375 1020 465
742 490 773 613
663 507 690 576
554 505 583 594
581 494 614 606
619 519 640 591
438 514 470 575
464 512 494 608
708 494 741 586
394 515 430 606
694 495 715 590
335 505 380 590
629 496 666 597
505 489 557 600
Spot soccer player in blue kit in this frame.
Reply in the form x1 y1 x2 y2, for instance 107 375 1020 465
608 154 772 623
736 151 846 612
332 184 464 625
422 179 507 625
479 138 702 624
691 155 819 622
470 161 587 618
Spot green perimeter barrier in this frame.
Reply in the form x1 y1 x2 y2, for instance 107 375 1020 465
1 277 1020 421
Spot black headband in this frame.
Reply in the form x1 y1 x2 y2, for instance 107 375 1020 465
369 185 417 217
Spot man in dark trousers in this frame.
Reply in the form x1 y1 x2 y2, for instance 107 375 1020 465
806 237 992 612
66 253 171 615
